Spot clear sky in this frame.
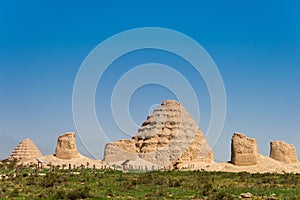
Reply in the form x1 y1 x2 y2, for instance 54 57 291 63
0 1 299 161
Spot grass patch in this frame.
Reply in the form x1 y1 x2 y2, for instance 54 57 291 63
0 166 299 199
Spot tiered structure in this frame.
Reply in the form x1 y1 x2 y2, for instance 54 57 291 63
104 100 214 168
9 138 42 160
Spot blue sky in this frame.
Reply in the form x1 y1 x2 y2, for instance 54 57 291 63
0 1 299 161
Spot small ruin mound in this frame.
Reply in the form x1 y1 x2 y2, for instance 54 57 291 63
270 141 298 164
55 132 80 159
231 132 258 166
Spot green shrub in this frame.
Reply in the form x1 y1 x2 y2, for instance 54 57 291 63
168 177 182 187
106 189 114 197
10 188 19 197
66 187 91 200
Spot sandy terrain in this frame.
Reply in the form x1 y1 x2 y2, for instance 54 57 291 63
20 154 108 169
182 154 300 173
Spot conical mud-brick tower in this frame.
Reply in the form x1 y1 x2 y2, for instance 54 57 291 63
9 138 42 160
104 100 214 168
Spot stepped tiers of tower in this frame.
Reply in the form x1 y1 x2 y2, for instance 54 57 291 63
103 100 214 168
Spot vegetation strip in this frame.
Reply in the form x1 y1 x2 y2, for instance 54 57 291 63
0 162 299 199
